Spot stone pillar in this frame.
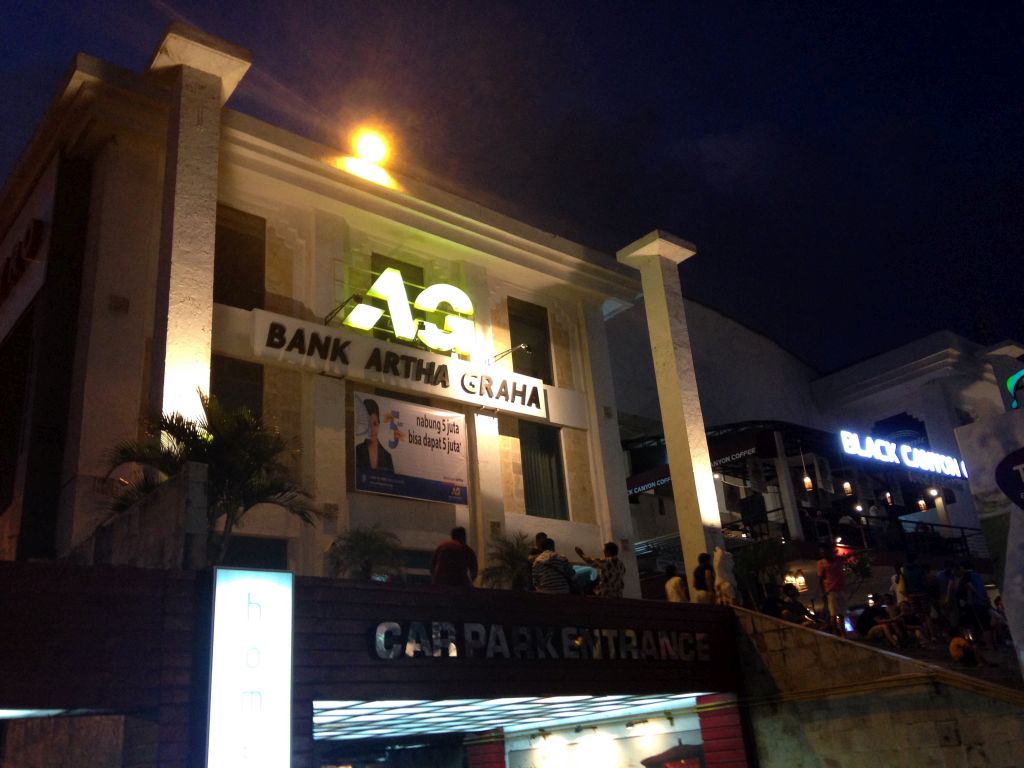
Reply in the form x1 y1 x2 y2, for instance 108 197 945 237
772 431 804 540
617 231 721 596
458 260 507 566
147 24 251 422
580 299 640 597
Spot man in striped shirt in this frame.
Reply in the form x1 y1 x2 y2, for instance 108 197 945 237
532 538 576 594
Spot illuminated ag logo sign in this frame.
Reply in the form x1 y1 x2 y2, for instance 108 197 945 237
343 267 474 356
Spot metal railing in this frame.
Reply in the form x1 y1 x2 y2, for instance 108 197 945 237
802 513 990 561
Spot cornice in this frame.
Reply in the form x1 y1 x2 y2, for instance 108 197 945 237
219 111 640 304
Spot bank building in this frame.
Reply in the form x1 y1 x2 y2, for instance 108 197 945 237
2 23 1022 768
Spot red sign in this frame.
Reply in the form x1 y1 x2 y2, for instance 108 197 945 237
0 218 45 304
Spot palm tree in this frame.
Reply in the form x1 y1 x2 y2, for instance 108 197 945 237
107 392 313 565
480 531 532 590
327 524 403 581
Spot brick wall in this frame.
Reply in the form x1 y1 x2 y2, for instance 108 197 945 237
735 607 1024 767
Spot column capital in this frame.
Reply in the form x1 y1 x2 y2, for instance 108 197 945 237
616 230 696 267
147 22 251 103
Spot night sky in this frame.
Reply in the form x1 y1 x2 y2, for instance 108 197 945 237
3 1 1021 372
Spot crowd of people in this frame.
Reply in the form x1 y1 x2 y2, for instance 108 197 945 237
427 528 629 598
428 530 1009 670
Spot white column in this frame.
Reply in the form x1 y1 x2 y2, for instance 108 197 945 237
580 300 640 597
617 231 721 596
454 260 506 562
772 431 804 540
147 25 251 421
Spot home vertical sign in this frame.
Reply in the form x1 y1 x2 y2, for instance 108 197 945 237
207 568 294 767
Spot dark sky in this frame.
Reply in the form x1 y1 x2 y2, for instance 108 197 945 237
3 1 1022 372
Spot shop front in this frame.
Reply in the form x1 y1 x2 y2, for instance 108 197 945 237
0 560 744 767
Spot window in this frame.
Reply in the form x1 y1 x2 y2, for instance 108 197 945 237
506 297 567 519
518 420 569 520
213 205 265 310
210 355 263 416
507 297 553 384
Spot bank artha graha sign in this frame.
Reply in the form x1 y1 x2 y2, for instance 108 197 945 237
354 392 469 505
840 430 968 479
252 309 546 420
207 568 293 768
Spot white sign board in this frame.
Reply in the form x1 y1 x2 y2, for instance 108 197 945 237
207 568 293 768
252 309 547 419
354 392 469 504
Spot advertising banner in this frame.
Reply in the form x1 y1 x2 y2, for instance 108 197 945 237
354 392 469 505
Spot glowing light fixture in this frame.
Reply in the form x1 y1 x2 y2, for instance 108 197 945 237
885 491 893 505
842 481 853 496
328 126 400 189
928 488 939 497
799 441 813 491
353 128 389 164
784 570 808 592
855 504 864 512
917 499 927 511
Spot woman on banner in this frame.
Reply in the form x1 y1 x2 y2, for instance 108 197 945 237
356 398 394 473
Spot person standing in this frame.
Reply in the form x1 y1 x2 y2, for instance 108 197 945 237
664 564 688 602
692 552 715 604
528 531 549 563
575 542 627 598
431 527 478 587
816 545 848 634
532 538 576 594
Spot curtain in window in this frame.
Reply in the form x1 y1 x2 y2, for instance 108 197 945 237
520 421 569 520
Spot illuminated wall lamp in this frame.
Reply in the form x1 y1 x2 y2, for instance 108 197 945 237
928 488 939 497
885 492 893 506
842 481 853 496
917 499 927 511
799 442 813 491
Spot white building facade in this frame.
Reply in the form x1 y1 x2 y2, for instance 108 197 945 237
0 25 649 593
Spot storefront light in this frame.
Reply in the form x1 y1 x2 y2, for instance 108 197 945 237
784 570 807 592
